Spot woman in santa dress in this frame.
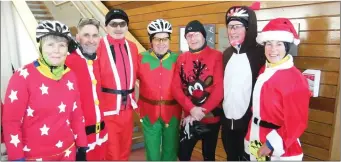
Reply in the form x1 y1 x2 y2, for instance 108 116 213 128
243 18 310 161
2 20 88 161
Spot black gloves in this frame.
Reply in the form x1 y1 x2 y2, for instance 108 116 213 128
190 121 210 138
180 121 210 142
76 147 88 161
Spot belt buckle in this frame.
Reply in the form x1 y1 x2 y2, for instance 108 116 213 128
254 117 261 125
95 122 101 134
159 100 165 105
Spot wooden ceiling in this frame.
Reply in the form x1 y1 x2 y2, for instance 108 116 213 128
102 1 167 11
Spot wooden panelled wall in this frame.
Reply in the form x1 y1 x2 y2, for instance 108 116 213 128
106 1 340 161
102 1 166 10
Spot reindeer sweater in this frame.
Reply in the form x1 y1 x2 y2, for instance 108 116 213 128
172 46 223 124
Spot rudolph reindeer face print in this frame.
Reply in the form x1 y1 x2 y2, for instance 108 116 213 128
179 59 213 106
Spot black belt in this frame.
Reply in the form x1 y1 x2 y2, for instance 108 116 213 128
101 87 134 105
253 117 280 129
85 121 105 135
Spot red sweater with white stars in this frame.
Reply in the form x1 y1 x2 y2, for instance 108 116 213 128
172 46 224 124
2 61 87 160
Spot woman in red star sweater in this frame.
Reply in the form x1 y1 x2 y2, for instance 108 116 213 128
2 20 87 161
172 20 224 161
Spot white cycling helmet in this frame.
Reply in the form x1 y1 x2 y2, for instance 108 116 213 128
36 20 72 43
147 19 172 35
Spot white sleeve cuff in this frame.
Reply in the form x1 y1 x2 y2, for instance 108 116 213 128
130 95 138 109
266 130 285 156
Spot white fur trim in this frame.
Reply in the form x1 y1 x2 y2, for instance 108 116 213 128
244 139 250 154
293 39 300 45
266 130 285 156
103 36 122 116
102 36 137 116
250 69 276 142
256 31 299 45
124 39 137 109
87 133 108 152
75 48 102 124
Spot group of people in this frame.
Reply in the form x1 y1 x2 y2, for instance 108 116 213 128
1 2 310 161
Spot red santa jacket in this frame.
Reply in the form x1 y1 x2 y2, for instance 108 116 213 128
137 51 182 124
245 55 310 160
172 46 224 124
2 61 87 160
97 35 138 117
65 49 108 152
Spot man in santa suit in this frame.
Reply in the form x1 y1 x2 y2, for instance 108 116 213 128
65 18 108 160
96 8 138 160
2 20 88 161
244 18 310 161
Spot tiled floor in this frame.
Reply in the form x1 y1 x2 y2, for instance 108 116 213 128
129 148 203 161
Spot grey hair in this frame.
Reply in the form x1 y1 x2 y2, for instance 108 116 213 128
41 34 69 44
77 19 100 31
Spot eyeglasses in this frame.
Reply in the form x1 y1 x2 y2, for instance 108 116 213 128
152 37 170 43
185 32 202 40
77 18 100 29
227 24 245 30
108 21 127 28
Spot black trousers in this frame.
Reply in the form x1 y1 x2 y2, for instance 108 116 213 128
221 117 249 161
178 122 221 161
242 152 250 161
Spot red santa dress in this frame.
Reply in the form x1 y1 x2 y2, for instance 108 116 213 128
244 55 310 160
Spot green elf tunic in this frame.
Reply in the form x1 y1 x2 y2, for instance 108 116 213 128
136 50 182 161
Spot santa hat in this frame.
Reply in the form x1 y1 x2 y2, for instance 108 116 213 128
256 18 300 45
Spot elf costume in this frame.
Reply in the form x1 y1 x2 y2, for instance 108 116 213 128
244 18 310 161
136 19 181 161
66 47 108 160
137 50 181 160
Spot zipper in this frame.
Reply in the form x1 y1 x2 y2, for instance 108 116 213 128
119 44 128 110
237 44 241 54
159 59 163 117
234 44 241 54
232 119 234 130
